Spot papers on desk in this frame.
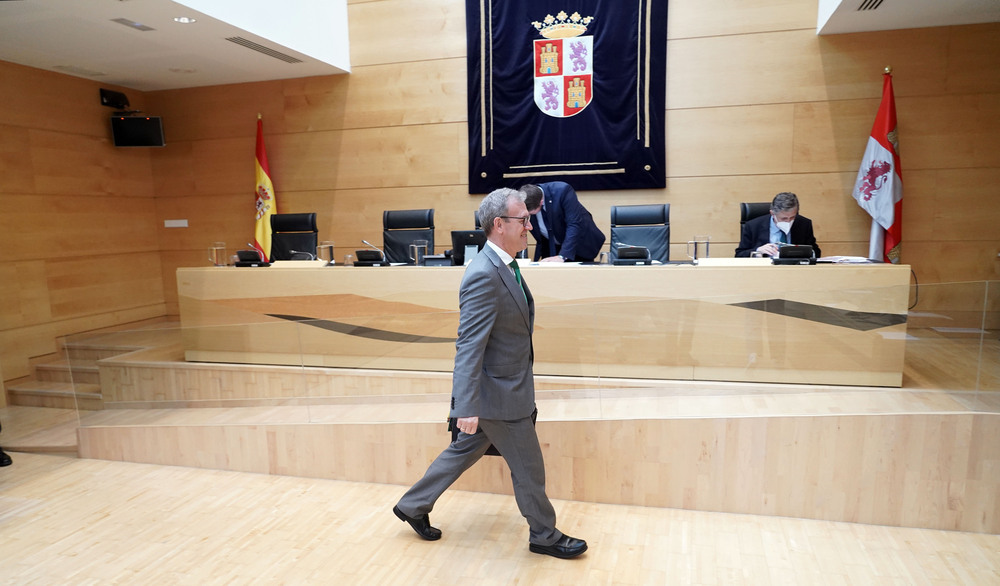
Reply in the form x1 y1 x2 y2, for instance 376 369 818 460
817 256 873 264
696 257 771 266
269 260 330 268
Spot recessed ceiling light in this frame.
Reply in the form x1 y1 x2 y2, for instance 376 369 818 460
174 17 197 24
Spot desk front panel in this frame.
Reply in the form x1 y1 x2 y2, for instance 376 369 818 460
177 264 910 386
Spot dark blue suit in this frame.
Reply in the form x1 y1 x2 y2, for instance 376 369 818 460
735 214 821 258
528 182 606 262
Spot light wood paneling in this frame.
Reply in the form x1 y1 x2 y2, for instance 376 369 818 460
284 58 467 132
76 412 1000 534
667 28 948 110
667 0 816 39
0 124 36 194
46 253 165 319
0 61 143 137
0 261 52 330
666 105 796 177
177 265 910 386
270 123 466 191
348 0 466 67
27 128 154 196
0 195 159 260
146 81 287 142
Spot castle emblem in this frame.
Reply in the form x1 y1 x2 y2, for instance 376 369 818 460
531 11 594 118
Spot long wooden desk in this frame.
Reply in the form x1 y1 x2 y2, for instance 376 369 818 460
177 263 910 386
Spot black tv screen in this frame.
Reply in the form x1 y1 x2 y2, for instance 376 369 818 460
111 116 165 147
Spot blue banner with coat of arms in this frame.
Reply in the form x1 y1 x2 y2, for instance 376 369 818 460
467 1 667 193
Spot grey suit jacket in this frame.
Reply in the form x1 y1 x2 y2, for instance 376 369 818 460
450 245 536 421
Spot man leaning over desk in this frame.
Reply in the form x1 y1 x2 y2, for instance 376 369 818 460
522 182 605 262
735 191 821 258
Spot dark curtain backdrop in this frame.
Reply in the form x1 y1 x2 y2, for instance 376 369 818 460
467 1 667 193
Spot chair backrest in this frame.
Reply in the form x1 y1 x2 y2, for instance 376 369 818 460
609 204 670 262
740 202 771 226
270 213 318 260
383 209 435 264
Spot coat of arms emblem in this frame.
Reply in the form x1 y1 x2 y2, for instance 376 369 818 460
532 12 594 118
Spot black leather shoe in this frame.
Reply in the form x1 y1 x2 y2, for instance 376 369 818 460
0 448 11 467
393 505 441 541
529 534 587 559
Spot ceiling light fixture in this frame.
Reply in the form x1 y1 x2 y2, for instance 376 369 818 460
174 17 197 24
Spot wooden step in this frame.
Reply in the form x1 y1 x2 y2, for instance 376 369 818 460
7 381 104 411
34 360 101 385
61 344 141 363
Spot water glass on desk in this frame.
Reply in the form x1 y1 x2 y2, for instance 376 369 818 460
409 239 428 266
208 242 227 266
686 235 710 263
318 241 335 265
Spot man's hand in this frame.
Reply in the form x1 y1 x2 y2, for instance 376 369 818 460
456 416 479 435
756 243 779 257
540 255 565 263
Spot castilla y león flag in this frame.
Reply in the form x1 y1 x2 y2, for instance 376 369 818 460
852 71 902 263
253 116 277 262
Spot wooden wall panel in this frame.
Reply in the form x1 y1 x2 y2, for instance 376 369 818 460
270 123 466 191
0 61 143 137
667 29 949 110
348 0 466 67
46 253 165 319
0 125 36 194
283 58 467 132
0 261 52 329
666 105 796 177
147 81 287 142
0 60 165 386
667 0 815 39
0 195 160 260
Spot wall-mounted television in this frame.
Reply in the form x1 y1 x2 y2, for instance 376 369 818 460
111 116 165 147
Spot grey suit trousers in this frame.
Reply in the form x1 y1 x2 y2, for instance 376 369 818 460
396 416 561 546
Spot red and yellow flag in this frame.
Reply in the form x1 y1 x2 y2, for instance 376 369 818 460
851 69 902 263
253 116 277 262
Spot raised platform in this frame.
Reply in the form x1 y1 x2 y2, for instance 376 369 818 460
5 317 999 534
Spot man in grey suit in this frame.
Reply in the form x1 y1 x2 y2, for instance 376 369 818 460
393 187 588 559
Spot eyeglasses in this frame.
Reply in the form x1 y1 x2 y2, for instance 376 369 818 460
499 215 531 227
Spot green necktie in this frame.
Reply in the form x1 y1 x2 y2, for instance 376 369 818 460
778 230 788 244
508 260 527 301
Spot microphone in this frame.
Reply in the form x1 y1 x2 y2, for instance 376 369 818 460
246 242 263 262
289 250 317 260
361 240 385 261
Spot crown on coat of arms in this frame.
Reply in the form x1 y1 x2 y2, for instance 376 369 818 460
531 11 593 39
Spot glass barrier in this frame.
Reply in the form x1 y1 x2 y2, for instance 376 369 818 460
33 279 994 440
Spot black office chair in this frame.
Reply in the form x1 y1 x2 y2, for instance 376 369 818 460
270 213 318 260
740 202 771 226
383 209 435 264
609 204 670 263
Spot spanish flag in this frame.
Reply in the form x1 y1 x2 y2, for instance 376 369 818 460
253 115 277 262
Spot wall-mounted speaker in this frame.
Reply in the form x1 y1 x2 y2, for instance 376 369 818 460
100 88 130 110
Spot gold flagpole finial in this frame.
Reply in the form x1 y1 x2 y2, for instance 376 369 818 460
257 113 262 120
884 66 892 75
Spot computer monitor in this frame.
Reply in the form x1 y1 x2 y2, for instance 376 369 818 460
450 230 487 266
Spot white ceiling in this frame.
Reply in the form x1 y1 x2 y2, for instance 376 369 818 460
0 0 349 92
818 0 1000 35
0 1 996 93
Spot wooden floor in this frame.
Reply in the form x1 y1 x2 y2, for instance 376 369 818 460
0 318 997 582
0 452 997 585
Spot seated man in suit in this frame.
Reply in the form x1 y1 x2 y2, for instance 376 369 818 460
522 182 605 262
735 192 821 258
